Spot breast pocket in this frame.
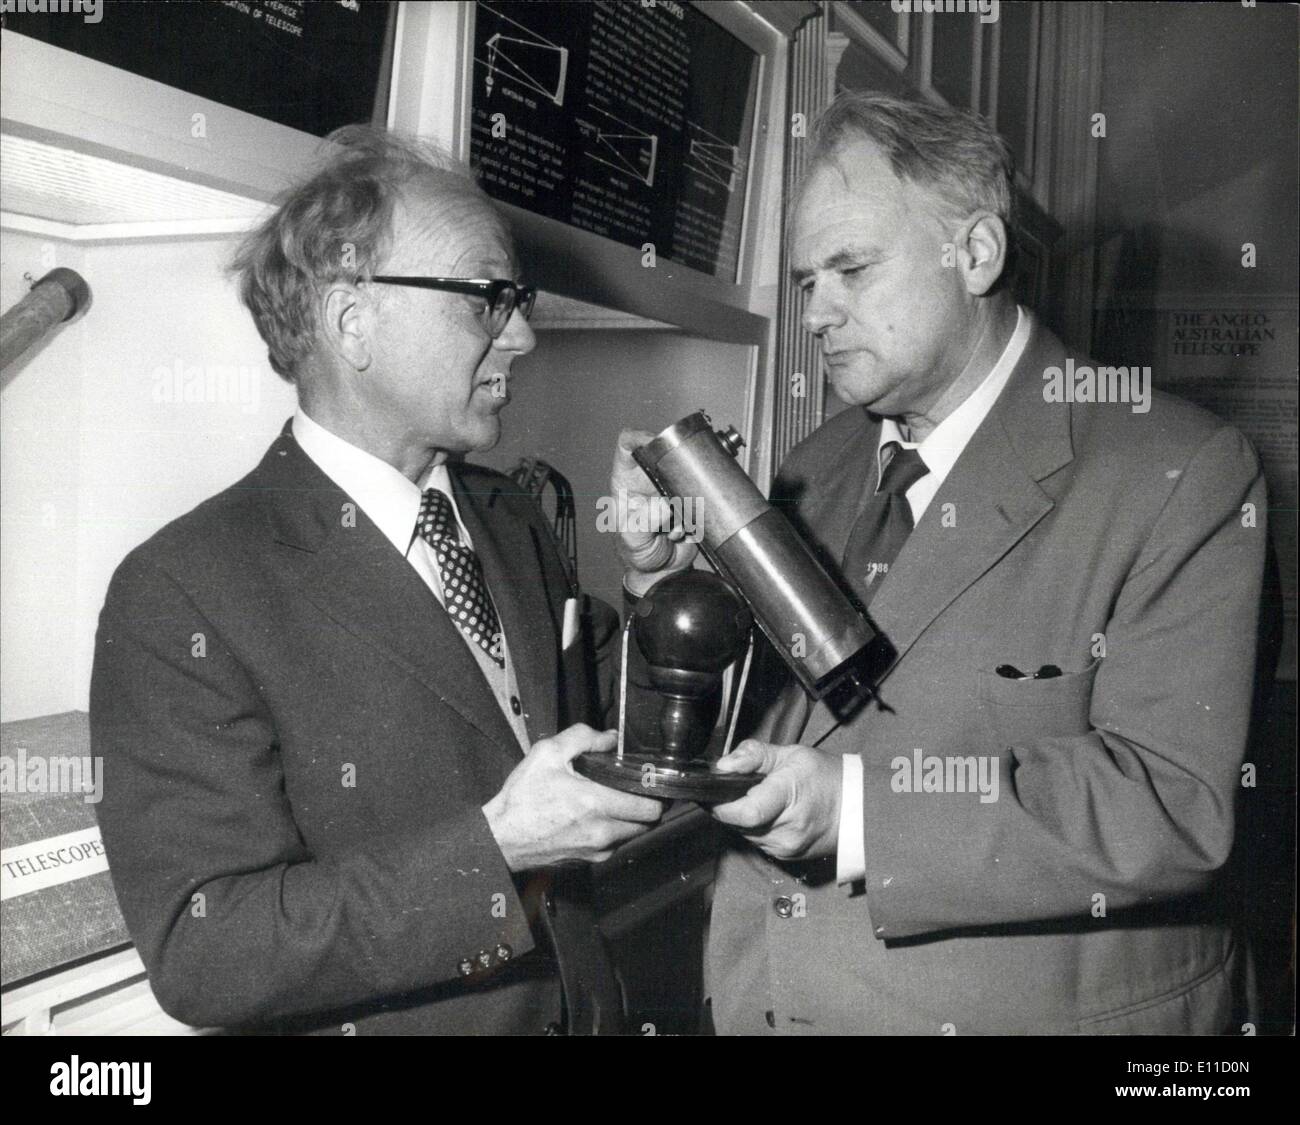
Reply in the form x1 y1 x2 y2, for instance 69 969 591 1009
976 658 1100 745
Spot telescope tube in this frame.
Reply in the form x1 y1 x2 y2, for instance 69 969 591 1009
634 411 876 698
0 269 90 372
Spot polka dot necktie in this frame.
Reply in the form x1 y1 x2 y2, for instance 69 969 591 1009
840 442 930 611
415 488 505 668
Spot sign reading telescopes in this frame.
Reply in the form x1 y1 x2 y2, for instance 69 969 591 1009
470 1 761 282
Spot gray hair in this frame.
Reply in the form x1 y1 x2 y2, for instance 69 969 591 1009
229 125 492 382
801 91 1017 283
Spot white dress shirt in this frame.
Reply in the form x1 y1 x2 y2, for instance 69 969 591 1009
293 407 471 603
291 408 533 752
837 306 1030 884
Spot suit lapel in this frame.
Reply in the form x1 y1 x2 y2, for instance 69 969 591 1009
450 466 561 742
866 414 1055 665
774 407 880 566
256 425 522 761
800 315 1075 746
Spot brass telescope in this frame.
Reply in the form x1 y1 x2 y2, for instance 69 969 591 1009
575 412 880 805
634 411 877 699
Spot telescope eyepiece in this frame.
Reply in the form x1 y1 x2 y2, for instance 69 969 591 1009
716 425 745 457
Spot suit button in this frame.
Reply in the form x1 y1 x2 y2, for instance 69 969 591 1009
510 695 522 715
773 896 794 919
544 892 557 917
457 958 474 976
477 949 493 970
496 943 512 962
765 1010 776 1028
544 1022 564 1036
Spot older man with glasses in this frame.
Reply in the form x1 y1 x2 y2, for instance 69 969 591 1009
89 126 661 1036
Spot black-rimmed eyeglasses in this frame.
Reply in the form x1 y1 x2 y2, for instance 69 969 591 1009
369 276 536 338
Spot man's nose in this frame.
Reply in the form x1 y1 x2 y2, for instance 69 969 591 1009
497 306 536 356
801 283 846 337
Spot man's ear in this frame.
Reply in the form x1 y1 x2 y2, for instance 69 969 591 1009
956 212 1008 297
319 282 374 372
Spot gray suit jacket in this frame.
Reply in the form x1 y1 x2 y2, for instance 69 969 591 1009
708 313 1267 1034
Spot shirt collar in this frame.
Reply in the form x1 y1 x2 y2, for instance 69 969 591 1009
878 304 1029 479
291 407 463 555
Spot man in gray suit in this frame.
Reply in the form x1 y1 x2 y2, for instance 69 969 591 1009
616 92 1267 1033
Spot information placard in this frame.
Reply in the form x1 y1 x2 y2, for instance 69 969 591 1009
1160 306 1299 679
469 1 761 281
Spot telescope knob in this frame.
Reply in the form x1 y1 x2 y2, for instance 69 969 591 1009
716 425 745 458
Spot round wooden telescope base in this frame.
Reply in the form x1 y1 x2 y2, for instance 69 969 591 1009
575 750 761 804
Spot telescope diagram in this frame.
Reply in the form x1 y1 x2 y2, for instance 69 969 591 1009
685 121 747 192
578 106 658 187
477 3 568 107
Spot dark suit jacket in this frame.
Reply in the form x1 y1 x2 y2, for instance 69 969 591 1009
708 313 1268 1034
90 422 618 1034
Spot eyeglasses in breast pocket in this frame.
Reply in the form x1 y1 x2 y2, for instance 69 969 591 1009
976 657 1101 745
